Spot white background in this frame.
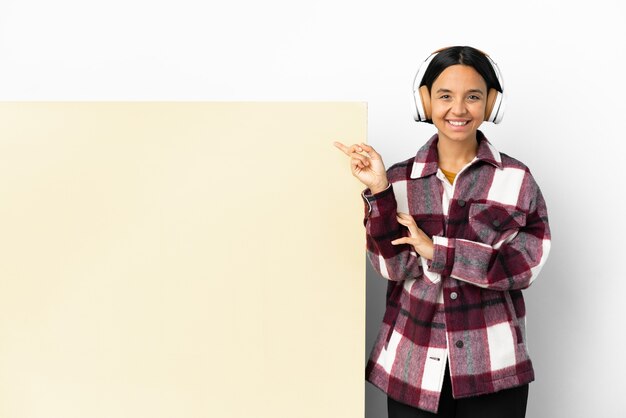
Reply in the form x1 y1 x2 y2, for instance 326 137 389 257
1 1 624 417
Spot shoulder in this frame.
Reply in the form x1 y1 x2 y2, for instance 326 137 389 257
496 151 543 188
491 151 547 209
386 156 417 183
479 132 535 178
498 151 532 173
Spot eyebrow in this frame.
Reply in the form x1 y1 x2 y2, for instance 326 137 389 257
435 88 485 94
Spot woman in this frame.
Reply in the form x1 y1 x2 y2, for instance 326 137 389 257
334 46 551 418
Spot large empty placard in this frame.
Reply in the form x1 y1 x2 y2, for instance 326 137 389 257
0 102 366 418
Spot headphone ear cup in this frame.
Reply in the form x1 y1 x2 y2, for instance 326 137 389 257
419 85 432 121
412 90 423 121
484 88 505 123
413 85 426 122
492 93 505 124
485 55 505 123
412 51 439 122
485 88 498 122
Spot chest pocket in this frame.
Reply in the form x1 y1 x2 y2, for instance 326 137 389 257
469 203 526 247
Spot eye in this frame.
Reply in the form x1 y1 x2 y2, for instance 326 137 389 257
468 95 482 101
439 94 451 100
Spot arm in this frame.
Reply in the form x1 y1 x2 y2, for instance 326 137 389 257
333 141 431 283
428 174 551 291
363 184 432 283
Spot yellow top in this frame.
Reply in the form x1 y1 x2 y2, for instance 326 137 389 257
440 168 457 184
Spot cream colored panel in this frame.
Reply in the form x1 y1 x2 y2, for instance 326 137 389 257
0 102 366 418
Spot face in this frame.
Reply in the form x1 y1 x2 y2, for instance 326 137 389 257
430 64 488 144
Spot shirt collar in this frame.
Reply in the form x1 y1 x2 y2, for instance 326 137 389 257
409 130 503 179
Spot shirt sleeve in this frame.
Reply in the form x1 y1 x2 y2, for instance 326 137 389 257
427 173 551 291
362 184 435 283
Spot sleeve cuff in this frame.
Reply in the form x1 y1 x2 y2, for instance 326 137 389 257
428 236 455 276
361 183 394 218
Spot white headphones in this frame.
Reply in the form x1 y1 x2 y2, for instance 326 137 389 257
412 48 506 124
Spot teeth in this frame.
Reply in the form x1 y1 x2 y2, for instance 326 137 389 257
449 120 468 126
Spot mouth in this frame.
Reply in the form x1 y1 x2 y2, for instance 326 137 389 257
447 120 470 126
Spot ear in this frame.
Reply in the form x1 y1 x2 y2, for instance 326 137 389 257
419 85 432 120
484 88 498 121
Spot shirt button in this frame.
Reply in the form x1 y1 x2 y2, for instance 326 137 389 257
450 292 458 300
457 199 466 207
455 340 464 348
492 219 501 227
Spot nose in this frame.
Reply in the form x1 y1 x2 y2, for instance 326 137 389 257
451 98 467 115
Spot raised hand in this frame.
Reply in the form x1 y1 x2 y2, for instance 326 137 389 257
333 142 389 194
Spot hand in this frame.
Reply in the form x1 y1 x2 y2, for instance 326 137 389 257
333 141 389 193
391 212 434 260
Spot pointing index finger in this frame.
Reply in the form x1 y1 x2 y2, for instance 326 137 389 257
333 141 351 155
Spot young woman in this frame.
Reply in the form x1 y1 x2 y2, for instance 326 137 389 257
334 46 551 418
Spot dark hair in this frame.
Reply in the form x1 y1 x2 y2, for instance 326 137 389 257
420 46 502 94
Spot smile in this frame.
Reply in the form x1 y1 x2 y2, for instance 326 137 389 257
447 120 469 126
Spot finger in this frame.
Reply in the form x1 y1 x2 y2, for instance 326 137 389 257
397 213 417 225
351 158 371 175
333 141 350 155
348 152 371 166
396 213 415 225
396 215 420 237
348 143 365 155
391 237 414 246
334 142 364 156
358 143 381 159
334 142 372 168
351 158 365 172
396 217 411 226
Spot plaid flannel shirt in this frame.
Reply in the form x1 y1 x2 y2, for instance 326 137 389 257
363 131 551 413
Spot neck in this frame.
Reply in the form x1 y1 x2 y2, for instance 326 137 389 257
436 134 479 173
